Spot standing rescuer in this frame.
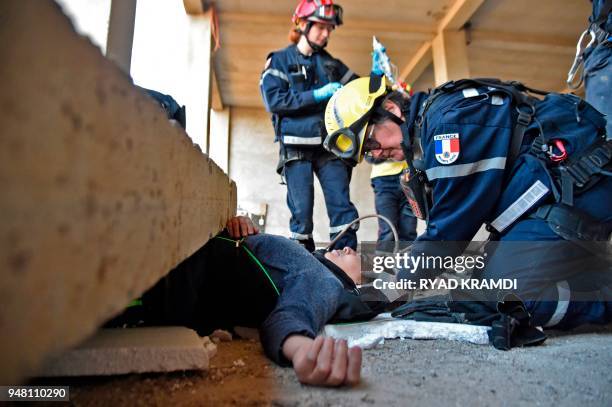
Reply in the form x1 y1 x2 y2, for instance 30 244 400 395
260 0 359 252
324 73 612 330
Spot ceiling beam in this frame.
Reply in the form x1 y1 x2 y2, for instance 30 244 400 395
438 0 486 31
399 0 485 84
399 41 433 86
470 31 575 54
219 12 434 41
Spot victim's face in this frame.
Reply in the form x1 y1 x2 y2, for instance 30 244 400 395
325 247 361 284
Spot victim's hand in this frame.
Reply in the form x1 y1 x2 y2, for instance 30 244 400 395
283 335 362 387
226 216 259 238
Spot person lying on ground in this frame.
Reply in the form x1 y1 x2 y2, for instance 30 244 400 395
107 216 387 387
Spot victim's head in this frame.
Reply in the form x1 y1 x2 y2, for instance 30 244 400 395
324 246 361 284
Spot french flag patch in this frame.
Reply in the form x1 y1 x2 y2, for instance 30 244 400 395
434 133 460 165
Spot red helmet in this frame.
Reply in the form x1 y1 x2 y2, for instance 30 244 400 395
292 0 343 26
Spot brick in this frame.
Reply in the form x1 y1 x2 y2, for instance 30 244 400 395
39 327 208 377
0 1 236 384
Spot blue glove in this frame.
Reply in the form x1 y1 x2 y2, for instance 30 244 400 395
371 50 385 76
313 82 342 102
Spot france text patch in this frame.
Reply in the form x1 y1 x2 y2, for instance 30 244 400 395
434 133 460 164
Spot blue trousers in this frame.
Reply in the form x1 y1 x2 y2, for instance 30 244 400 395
284 157 359 250
481 162 612 329
371 174 417 250
584 41 612 139
482 219 611 329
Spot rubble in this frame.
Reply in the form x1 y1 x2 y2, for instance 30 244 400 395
201 336 218 359
211 329 233 342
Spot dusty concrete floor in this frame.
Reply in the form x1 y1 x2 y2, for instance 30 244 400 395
41 325 612 407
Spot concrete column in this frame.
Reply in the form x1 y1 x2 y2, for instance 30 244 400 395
432 29 470 86
209 108 231 174
105 0 137 73
186 13 213 152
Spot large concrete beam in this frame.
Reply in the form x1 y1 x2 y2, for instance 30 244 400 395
0 0 236 385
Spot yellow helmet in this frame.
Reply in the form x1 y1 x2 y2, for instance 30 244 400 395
323 75 388 165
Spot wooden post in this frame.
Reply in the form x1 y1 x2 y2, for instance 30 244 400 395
399 0 484 86
432 29 471 86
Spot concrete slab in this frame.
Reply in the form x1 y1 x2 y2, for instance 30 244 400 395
38 327 208 377
0 0 236 384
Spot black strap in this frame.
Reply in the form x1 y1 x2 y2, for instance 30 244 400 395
369 72 382 94
554 139 612 205
560 167 575 206
529 204 612 241
507 103 535 176
565 140 612 187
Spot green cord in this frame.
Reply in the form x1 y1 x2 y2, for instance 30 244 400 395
214 236 238 244
125 235 279 311
214 236 281 296
127 298 143 307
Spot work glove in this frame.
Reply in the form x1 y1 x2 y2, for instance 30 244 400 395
313 82 342 102
391 292 500 325
391 294 466 324
371 49 385 76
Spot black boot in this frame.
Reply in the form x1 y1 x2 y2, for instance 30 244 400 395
296 238 316 252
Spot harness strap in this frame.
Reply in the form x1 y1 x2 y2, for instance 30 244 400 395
551 139 612 206
529 204 612 241
565 140 612 187
508 103 535 176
